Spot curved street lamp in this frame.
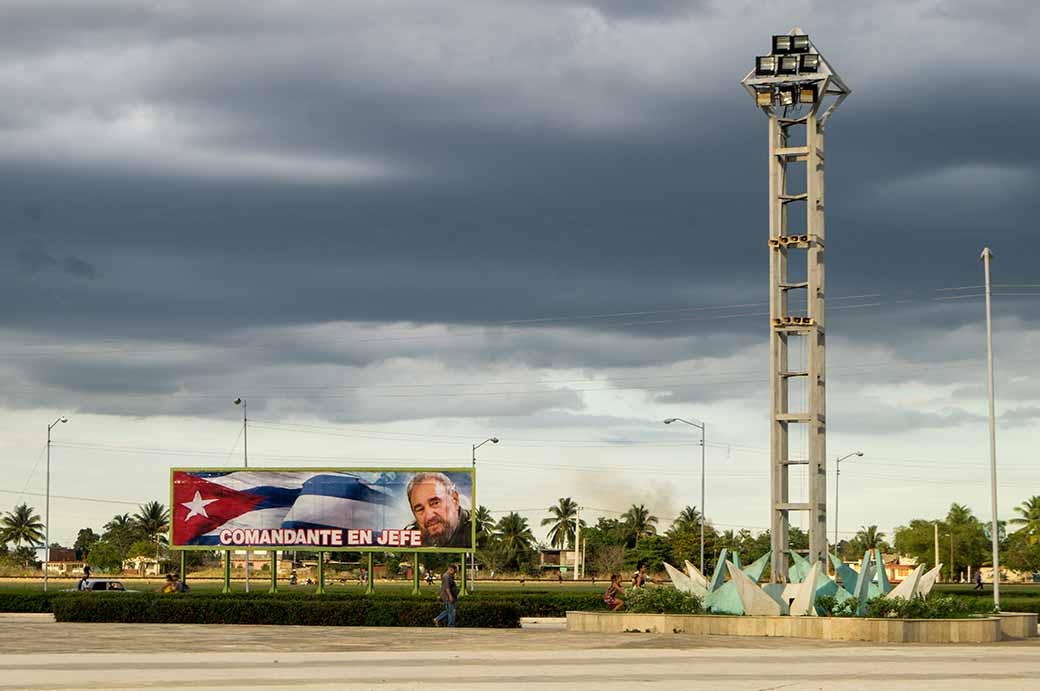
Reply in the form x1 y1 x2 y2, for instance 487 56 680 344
833 451 864 557
470 438 499 589
44 415 69 592
663 417 706 574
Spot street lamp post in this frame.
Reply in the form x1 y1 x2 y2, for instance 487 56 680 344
981 247 1001 608
663 417 706 574
43 415 69 592
471 437 498 591
233 397 249 593
833 451 864 562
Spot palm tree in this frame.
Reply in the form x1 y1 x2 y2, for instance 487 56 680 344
104 513 134 533
1010 495 1040 544
621 504 658 545
672 506 702 532
719 529 737 550
541 497 581 549
473 505 494 537
946 503 977 526
1 504 44 547
133 501 170 559
853 525 886 551
495 512 536 570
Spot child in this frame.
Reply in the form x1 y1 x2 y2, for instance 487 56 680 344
603 573 625 612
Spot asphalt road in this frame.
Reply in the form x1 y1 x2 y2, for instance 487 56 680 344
2 614 1039 690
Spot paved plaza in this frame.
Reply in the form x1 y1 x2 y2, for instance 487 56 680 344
2 614 1040 690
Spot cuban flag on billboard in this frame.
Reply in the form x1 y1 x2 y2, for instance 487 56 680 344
172 470 397 546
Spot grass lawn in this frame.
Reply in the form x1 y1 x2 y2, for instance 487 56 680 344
934 583 1040 597
0 576 605 595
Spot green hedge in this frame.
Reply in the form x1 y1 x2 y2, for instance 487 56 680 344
127 590 605 617
0 586 607 616
52 594 522 628
0 592 58 613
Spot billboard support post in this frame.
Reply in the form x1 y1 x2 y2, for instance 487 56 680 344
179 550 186 586
459 557 468 597
222 551 231 593
365 553 375 594
269 551 278 594
316 552 325 594
411 552 420 595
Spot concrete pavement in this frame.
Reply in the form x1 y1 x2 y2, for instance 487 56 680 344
2 614 1039 690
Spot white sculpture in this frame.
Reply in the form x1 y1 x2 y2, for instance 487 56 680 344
885 564 923 601
917 563 943 599
726 562 788 616
790 561 823 616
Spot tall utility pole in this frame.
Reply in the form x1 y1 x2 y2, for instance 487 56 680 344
573 506 581 581
934 522 940 579
982 247 1001 608
742 30 851 581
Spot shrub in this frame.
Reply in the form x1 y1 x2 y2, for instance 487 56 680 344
815 594 997 619
0 592 57 613
625 586 703 614
814 595 858 617
865 595 995 619
52 594 522 628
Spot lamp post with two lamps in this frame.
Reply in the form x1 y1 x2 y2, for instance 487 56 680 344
663 417 706 574
43 415 69 592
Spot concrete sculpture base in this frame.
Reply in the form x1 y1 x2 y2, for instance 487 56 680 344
566 611 1035 643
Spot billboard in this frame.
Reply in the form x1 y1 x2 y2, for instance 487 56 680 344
171 468 475 551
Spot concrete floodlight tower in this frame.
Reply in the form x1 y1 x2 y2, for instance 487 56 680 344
741 29 851 582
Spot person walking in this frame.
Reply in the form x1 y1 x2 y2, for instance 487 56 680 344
974 569 983 591
434 564 459 627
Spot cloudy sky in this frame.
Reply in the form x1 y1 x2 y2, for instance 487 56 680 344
3 0 1039 549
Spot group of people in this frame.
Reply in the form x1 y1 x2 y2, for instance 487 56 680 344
160 573 189 593
603 562 660 612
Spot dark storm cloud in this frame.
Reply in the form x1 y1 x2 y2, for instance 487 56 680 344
62 256 100 280
16 244 57 274
1 1 1039 421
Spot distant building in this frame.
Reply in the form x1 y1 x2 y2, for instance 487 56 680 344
539 547 578 572
123 555 162 576
44 547 85 576
229 550 293 575
847 553 918 583
978 566 1037 584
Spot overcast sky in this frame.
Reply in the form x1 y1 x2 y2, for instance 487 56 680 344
3 0 1039 550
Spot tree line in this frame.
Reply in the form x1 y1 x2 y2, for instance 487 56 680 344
0 501 170 573
3 494 1038 578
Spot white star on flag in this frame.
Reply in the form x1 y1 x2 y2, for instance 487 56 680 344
182 491 219 520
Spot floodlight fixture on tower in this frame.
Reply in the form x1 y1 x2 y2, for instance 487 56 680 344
739 29 851 583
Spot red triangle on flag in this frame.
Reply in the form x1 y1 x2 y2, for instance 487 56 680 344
172 473 266 545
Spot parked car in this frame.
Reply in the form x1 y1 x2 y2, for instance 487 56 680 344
63 578 138 593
